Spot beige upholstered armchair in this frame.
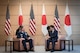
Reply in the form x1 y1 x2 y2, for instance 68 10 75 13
45 35 65 51
13 36 34 51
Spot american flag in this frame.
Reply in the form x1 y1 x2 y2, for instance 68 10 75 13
29 4 36 35
4 4 11 36
54 5 60 32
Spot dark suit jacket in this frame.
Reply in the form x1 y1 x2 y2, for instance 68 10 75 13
17 32 30 39
16 28 19 35
49 30 58 42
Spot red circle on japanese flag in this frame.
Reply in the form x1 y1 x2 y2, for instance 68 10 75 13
42 15 47 25
65 15 71 26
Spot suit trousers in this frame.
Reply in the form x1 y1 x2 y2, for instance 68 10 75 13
46 38 56 51
22 39 33 50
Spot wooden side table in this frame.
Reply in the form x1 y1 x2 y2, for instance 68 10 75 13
5 40 20 53
60 39 73 51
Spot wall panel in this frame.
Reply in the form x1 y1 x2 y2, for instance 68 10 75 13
0 0 80 46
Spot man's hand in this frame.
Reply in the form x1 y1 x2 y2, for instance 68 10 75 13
45 34 50 40
19 38 25 40
28 37 31 40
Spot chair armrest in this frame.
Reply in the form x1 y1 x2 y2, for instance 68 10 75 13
45 35 50 40
13 36 19 41
13 35 25 41
58 35 66 40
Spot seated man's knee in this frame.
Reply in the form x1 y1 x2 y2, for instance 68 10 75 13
22 40 26 43
29 39 33 41
47 39 50 42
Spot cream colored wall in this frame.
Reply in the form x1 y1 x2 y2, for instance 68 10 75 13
0 0 80 46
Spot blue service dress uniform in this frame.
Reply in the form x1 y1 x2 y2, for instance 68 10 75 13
17 31 33 51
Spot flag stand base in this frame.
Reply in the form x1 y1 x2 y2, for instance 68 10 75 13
65 36 71 40
7 35 13 41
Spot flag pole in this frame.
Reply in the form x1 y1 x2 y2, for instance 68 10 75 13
7 0 12 40
30 0 33 15
55 0 61 35
7 0 9 40
66 0 68 6
43 0 45 4
8 0 9 4
55 0 57 5
19 0 21 5
31 0 32 4
67 0 69 4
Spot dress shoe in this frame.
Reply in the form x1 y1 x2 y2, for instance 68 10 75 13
46 48 50 51
29 48 34 51
25 50 29 52
25 49 29 52
51 50 54 52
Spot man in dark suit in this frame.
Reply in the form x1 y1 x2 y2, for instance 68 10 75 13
16 26 34 52
46 25 58 52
